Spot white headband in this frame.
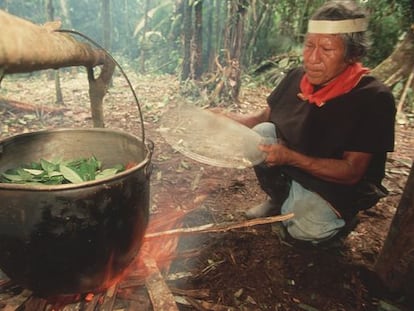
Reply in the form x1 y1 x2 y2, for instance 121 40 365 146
308 18 368 34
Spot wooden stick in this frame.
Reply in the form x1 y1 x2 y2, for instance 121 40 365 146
98 283 118 311
0 97 68 115
384 67 403 86
1 290 33 311
144 257 179 311
397 65 414 114
180 296 236 311
144 213 294 239
170 287 210 299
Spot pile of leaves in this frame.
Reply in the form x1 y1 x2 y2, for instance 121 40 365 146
0 156 125 185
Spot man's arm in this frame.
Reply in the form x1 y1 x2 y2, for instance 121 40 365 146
261 143 372 185
211 107 271 128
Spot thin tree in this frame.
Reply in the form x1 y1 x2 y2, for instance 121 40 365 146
59 0 72 29
193 0 203 80
213 0 223 68
222 0 248 101
244 1 270 65
205 0 215 71
45 0 63 105
139 0 150 73
102 0 112 51
181 0 192 81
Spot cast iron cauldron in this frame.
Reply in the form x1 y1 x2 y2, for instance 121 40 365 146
0 128 153 296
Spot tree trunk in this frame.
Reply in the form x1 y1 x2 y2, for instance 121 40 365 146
0 10 107 74
213 0 223 70
371 28 414 87
87 57 116 128
54 71 64 105
181 0 192 81
205 0 214 72
245 4 267 66
222 0 247 101
139 0 150 73
102 0 112 51
59 0 72 29
371 27 414 118
45 0 64 105
193 0 203 80
59 0 78 76
45 0 56 81
374 162 414 298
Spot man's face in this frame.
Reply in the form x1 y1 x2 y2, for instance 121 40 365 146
303 33 348 85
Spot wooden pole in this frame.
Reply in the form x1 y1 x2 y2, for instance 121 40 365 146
0 10 106 74
0 10 116 128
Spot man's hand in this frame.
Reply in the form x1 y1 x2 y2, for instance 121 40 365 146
259 143 290 166
259 143 372 185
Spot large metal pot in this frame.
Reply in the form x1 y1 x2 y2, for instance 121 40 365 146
0 128 153 296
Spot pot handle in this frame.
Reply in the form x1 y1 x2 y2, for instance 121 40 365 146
56 29 147 142
145 139 154 178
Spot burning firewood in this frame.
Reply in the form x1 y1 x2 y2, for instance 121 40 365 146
144 257 179 311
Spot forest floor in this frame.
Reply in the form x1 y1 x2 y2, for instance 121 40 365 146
0 70 413 311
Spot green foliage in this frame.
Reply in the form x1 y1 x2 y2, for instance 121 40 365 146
138 31 181 74
1 0 412 77
249 52 302 88
367 15 400 67
0 157 125 185
363 0 409 67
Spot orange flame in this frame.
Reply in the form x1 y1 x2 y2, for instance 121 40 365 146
128 208 189 279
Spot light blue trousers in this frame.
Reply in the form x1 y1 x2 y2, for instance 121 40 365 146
252 122 345 243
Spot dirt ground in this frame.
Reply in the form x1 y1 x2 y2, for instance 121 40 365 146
0 71 413 311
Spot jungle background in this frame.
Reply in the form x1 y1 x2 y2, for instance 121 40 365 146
1 0 413 98
1 0 414 310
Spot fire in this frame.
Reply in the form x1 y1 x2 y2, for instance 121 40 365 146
131 193 210 277
84 292 94 302
131 208 189 278
96 252 125 291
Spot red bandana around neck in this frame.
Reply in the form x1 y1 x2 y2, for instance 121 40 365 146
297 62 370 107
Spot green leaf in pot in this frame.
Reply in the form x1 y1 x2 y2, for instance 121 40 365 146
96 168 120 180
60 164 84 184
40 158 59 173
1 156 126 185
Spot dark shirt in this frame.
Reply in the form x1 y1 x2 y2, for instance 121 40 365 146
267 67 396 220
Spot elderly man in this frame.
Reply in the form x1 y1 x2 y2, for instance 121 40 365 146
219 0 396 244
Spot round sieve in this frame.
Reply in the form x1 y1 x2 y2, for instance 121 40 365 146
159 104 266 169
